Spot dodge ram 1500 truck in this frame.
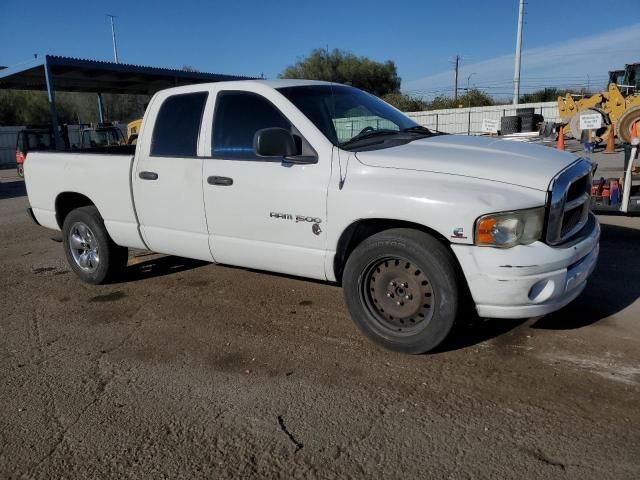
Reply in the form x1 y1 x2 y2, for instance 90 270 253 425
24 80 600 354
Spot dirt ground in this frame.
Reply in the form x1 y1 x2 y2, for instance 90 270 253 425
1 169 639 479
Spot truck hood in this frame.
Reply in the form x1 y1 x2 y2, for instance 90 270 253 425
354 135 580 191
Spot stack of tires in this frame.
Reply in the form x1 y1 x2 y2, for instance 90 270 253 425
501 109 544 135
517 108 535 132
500 115 521 135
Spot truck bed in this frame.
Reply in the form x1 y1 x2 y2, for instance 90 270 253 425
70 145 137 155
24 149 146 250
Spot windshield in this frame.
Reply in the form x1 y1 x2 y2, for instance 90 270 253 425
277 85 420 147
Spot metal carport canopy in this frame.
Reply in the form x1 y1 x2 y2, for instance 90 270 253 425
0 54 254 148
0 54 254 94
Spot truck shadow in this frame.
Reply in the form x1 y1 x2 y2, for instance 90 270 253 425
532 222 640 329
0 179 27 199
118 255 208 282
436 222 640 352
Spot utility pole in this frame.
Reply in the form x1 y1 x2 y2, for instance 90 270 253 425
512 0 524 105
453 55 460 102
106 14 119 63
466 73 477 107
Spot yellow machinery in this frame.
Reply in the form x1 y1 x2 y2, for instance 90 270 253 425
557 63 640 143
127 118 143 144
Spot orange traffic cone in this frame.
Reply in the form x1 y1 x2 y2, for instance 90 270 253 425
557 125 565 151
604 128 616 154
632 121 638 140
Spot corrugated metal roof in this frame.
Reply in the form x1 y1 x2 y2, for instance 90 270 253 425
0 55 255 94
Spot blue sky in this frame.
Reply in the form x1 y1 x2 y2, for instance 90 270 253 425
1 0 639 99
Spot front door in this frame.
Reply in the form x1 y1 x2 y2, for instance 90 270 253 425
202 89 331 279
133 90 213 261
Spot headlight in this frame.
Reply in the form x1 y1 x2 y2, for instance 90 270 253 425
475 207 545 248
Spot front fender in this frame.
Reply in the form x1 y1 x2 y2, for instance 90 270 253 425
325 162 547 281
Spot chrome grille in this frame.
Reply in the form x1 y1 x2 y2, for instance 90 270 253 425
546 159 593 246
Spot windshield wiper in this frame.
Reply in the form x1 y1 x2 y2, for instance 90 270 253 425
340 129 399 148
400 125 434 136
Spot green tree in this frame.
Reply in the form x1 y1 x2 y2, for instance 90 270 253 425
0 90 149 125
382 92 428 111
519 87 592 103
428 89 494 110
0 90 75 125
519 88 561 103
280 48 401 97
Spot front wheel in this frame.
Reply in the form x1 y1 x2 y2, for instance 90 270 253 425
62 206 128 284
17 164 24 177
343 229 459 354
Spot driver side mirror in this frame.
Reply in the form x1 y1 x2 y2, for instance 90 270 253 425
253 128 317 164
254 127 296 157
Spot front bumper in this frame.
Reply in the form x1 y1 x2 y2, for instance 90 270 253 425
452 214 600 319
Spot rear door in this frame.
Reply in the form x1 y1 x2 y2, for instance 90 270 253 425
201 87 332 279
133 89 213 261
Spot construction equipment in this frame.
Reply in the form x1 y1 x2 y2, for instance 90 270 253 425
557 62 640 144
127 118 142 144
608 69 625 87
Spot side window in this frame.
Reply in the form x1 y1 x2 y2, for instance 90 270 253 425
151 92 208 157
212 91 292 160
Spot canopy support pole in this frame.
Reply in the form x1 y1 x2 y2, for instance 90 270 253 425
43 58 61 150
97 93 105 123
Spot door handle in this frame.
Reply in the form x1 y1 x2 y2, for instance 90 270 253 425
207 176 233 186
139 171 158 180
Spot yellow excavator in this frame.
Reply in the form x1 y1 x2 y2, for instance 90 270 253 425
127 118 143 145
557 62 640 143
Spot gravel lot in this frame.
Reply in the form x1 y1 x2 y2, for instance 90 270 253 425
1 167 639 479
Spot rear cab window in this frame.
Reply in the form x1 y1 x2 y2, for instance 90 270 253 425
151 92 208 157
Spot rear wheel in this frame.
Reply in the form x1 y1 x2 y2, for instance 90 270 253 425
62 206 128 284
17 164 24 177
342 229 459 354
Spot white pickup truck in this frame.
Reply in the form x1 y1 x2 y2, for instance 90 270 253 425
25 80 600 353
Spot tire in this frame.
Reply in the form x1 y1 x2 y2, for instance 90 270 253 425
569 108 609 142
520 119 534 132
62 206 128 284
616 105 640 143
519 113 534 132
342 229 459 354
17 164 24 177
500 115 521 135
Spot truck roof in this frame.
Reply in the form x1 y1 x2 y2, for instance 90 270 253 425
249 79 338 88
154 79 341 96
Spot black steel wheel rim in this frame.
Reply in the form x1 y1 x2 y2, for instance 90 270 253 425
360 256 435 336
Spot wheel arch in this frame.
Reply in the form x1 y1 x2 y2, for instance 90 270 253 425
54 192 97 229
333 218 453 283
